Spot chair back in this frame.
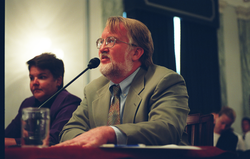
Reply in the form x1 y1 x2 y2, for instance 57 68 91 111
186 113 214 146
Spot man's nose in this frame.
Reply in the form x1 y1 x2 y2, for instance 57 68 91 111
33 78 39 85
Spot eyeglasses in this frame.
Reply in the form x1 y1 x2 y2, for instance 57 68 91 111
96 36 137 49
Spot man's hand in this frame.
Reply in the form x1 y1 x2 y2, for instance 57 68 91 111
5 138 17 147
54 126 116 147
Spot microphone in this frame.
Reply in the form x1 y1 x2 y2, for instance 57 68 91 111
88 57 100 69
38 57 100 109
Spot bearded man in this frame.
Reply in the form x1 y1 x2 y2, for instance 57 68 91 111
56 16 190 147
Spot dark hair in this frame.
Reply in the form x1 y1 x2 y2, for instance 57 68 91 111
27 53 64 89
242 117 250 124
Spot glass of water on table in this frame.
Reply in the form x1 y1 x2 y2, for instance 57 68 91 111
21 107 50 147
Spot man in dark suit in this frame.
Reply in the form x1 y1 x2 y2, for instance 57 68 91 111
56 16 190 147
213 107 238 151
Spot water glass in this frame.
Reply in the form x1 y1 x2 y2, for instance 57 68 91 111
21 107 50 147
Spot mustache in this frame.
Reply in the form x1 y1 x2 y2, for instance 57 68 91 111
100 53 110 59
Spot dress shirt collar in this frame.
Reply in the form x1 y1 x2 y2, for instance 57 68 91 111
109 67 140 97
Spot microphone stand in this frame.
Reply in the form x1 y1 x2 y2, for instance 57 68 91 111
38 67 89 109
38 57 100 109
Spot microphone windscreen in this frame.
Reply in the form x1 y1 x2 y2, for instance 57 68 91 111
88 58 100 69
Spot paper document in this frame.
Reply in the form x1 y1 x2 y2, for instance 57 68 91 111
100 144 201 150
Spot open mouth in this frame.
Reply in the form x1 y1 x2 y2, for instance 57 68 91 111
101 55 110 63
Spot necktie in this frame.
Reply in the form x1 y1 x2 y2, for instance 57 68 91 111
107 85 121 125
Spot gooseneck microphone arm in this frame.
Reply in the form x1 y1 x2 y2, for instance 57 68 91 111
38 57 100 109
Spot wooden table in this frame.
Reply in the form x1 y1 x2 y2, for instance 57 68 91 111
5 145 237 159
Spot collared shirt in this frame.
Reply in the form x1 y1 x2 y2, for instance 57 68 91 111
109 67 140 144
213 132 220 146
245 131 250 150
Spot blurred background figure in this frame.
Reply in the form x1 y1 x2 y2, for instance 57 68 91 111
212 107 238 152
242 117 250 150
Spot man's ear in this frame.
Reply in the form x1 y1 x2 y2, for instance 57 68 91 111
56 76 63 87
211 113 219 124
132 47 144 61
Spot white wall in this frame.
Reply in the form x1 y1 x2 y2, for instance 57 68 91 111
89 0 103 80
222 4 243 133
5 0 102 128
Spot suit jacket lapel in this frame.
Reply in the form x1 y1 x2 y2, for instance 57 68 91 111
92 83 111 126
123 68 146 123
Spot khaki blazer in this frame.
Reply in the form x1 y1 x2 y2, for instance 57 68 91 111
60 64 190 145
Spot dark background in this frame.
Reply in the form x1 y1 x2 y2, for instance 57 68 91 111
1 0 5 155
124 0 221 115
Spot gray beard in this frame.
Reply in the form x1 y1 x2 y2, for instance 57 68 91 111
100 60 133 81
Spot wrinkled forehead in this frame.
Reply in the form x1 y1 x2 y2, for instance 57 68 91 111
108 22 128 37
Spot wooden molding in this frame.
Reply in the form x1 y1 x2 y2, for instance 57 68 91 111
219 0 228 13
236 6 250 20
219 0 250 19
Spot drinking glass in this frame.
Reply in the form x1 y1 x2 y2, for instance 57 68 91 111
21 107 50 147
